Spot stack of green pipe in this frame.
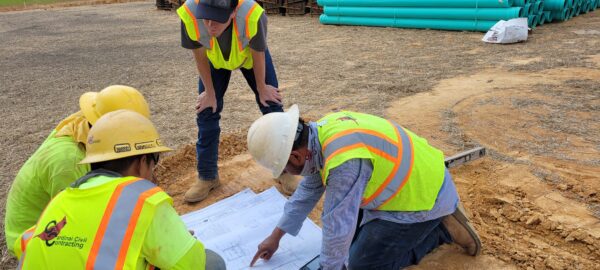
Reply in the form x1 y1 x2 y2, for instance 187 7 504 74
317 0 598 32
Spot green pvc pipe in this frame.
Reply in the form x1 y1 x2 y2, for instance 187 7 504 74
323 6 524 20
528 14 539 28
544 11 552 22
317 0 514 8
544 0 568 11
515 0 526 6
524 3 533 15
319 14 497 32
533 1 544 13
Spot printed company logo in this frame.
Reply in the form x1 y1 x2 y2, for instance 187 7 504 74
87 136 100 145
336 115 358 125
135 141 156 150
35 217 88 249
36 217 67 247
114 143 132 153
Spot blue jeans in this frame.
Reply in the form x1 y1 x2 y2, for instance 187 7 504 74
196 49 283 180
348 216 452 270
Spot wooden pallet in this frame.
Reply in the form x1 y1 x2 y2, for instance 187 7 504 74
257 0 284 15
284 0 307 16
307 0 322 16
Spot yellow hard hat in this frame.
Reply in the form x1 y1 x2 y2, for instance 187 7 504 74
79 109 172 164
247 104 299 177
80 85 151 125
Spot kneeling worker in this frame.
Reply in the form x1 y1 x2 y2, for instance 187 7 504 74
14 110 225 270
248 105 482 269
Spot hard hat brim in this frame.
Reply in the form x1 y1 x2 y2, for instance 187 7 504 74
78 145 173 164
79 92 100 125
271 104 300 178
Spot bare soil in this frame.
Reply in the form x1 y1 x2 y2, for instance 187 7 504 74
1 1 598 269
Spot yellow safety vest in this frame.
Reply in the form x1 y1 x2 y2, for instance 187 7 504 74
177 0 264 70
317 111 446 211
16 175 179 270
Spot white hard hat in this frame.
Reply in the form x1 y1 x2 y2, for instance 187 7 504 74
247 104 299 177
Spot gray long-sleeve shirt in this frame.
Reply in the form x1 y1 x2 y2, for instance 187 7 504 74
277 157 459 270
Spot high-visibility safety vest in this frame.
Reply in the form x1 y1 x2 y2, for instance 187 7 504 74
16 175 175 270
177 0 264 70
317 111 446 211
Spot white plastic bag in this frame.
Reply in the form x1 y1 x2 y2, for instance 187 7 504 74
482 18 528 44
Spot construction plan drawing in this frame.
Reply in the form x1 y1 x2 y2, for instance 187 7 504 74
182 187 322 270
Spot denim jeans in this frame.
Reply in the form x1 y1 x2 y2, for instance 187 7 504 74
196 49 283 180
348 216 452 270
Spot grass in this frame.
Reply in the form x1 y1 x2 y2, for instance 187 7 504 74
0 0 82 7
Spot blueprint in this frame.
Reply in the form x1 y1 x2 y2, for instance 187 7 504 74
182 187 322 270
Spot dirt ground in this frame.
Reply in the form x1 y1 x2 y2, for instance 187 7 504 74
0 1 598 269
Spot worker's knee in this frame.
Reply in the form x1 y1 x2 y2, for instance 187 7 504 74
205 249 226 270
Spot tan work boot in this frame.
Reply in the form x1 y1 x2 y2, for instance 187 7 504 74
442 203 482 256
275 173 300 196
184 178 220 203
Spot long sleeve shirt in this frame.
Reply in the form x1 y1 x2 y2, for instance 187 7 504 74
277 159 459 270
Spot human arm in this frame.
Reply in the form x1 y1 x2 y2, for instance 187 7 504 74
319 159 372 270
249 14 281 106
250 174 325 266
142 202 200 269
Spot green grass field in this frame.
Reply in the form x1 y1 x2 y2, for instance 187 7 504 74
0 0 88 7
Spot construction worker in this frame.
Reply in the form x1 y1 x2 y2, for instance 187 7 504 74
14 110 225 269
4 85 152 256
177 0 286 203
247 105 482 270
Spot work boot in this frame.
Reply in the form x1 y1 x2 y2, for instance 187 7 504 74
184 178 220 203
442 203 482 256
275 173 300 196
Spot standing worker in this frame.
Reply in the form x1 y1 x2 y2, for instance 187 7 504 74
4 85 151 256
247 105 482 269
14 110 225 270
177 0 289 203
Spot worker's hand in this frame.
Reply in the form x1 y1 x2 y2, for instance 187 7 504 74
250 234 281 267
196 91 217 113
257 84 282 107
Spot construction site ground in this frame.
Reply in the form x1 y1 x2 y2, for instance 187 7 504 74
1 1 598 269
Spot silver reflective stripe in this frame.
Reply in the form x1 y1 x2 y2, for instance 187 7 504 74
22 230 34 242
323 132 398 162
93 180 156 269
17 254 25 269
362 124 413 209
235 0 258 48
186 0 212 47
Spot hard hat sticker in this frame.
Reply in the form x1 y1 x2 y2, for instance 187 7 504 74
135 141 156 150
114 143 132 153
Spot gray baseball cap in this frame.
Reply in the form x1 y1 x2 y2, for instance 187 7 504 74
197 0 239 24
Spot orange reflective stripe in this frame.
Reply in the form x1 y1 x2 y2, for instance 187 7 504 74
183 4 200 40
20 227 36 253
245 4 257 39
86 179 139 270
114 186 162 269
323 129 398 154
377 134 414 209
361 122 404 207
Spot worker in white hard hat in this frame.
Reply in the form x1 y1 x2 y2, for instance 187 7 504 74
248 105 482 270
14 110 225 270
4 85 152 256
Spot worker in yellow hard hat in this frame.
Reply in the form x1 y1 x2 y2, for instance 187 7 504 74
177 0 294 203
248 105 482 269
4 85 151 256
14 110 225 270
